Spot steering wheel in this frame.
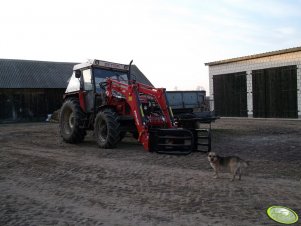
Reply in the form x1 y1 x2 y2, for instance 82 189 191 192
99 81 107 91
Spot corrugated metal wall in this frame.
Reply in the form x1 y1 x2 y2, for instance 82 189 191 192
0 89 64 122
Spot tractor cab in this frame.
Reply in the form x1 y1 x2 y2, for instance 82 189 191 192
65 59 131 113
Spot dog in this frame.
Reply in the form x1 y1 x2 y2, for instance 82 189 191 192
208 152 249 181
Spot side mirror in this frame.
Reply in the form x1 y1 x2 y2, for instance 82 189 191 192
75 70 81 78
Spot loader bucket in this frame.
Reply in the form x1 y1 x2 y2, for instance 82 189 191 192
149 128 194 155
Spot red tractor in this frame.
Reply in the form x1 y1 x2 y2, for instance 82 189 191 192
59 59 194 154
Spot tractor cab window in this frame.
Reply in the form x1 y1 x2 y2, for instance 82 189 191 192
93 68 129 92
82 69 93 90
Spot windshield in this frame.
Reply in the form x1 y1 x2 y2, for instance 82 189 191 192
93 68 129 92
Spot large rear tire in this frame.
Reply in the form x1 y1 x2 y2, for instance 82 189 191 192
59 98 86 143
94 109 121 148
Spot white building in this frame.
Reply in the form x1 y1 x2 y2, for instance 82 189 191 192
205 47 301 118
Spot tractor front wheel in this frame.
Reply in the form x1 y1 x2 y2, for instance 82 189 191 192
94 109 121 148
59 98 86 143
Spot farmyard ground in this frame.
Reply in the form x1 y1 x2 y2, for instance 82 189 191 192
0 119 300 225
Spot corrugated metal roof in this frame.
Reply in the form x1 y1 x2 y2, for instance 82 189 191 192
0 59 76 88
205 46 301 66
0 59 153 88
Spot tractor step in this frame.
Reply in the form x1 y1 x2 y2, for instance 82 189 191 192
193 129 211 152
149 128 194 155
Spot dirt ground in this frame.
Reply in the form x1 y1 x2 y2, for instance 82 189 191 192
0 118 300 226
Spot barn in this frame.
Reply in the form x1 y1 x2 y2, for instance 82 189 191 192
0 59 152 122
0 59 75 122
205 47 301 118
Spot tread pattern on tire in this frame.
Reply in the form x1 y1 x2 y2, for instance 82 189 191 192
59 98 86 143
94 109 121 149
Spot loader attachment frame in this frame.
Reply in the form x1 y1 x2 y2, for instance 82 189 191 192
149 128 194 154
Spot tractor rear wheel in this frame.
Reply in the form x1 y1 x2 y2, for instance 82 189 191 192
94 109 121 148
59 98 86 143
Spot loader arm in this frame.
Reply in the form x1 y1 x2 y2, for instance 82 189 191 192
105 78 194 154
105 79 149 149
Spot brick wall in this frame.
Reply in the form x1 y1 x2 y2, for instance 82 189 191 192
208 51 301 118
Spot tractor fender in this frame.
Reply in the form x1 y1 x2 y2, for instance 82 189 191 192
63 92 86 112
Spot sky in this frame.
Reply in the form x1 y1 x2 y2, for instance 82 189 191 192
0 0 301 92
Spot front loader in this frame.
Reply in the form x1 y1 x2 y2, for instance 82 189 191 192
59 59 194 154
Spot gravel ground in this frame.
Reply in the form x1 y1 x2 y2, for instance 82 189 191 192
0 118 300 226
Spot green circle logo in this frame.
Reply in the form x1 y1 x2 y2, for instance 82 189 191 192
267 206 299 224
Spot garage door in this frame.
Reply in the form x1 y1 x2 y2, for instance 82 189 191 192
213 72 248 117
252 65 297 118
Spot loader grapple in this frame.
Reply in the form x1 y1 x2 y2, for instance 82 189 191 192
149 128 194 155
